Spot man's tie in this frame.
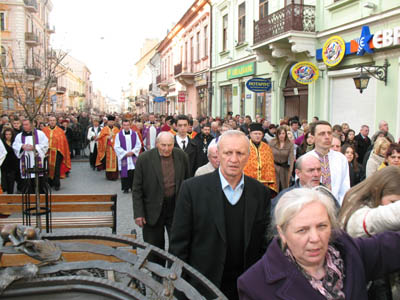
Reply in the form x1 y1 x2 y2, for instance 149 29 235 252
182 140 186 150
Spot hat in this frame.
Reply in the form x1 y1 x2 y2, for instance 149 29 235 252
61 119 69 124
107 115 116 121
249 123 264 133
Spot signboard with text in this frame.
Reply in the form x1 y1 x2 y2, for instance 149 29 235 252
178 91 186 103
246 78 272 92
227 62 255 79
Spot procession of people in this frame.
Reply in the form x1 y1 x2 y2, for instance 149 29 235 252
0 110 400 300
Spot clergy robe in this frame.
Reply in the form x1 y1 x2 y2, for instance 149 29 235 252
244 140 278 193
12 130 49 179
0 140 6 193
42 126 71 180
142 123 160 151
95 125 120 180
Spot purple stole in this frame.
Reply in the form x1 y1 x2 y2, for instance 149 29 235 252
118 130 137 178
21 129 43 176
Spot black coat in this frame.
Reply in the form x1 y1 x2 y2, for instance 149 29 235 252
355 133 371 164
174 137 198 177
194 133 213 169
169 169 272 289
132 147 190 226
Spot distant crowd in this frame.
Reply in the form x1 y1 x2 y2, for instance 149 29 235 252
0 111 400 300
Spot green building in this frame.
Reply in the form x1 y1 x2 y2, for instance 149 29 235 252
211 0 400 137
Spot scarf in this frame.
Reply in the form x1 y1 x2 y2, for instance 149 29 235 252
285 245 345 300
118 130 137 178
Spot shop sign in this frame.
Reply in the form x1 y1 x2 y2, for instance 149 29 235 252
227 62 255 79
153 97 166 103
246 78 272 92
178 91 186 103
290 62 319 85
322 36 346 67
195 73 207 87
317 26 400 65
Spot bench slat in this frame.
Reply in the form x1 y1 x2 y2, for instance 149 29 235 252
0 194 116 203
0 203 114 214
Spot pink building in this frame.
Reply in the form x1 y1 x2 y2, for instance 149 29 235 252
157 0 211 117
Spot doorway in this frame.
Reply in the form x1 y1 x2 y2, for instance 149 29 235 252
283 72 308 121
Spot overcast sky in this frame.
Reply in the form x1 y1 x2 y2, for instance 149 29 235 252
51 0 188 100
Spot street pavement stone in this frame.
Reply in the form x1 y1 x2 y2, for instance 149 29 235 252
52 160 142 240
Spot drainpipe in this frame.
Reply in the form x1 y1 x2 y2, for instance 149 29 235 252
207 0 212 117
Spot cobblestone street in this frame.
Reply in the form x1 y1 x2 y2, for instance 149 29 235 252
52 160 141 239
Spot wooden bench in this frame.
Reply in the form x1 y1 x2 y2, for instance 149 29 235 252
0 194 117 234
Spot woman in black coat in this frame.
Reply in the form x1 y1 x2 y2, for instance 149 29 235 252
342 144 363 186
1 128 20 194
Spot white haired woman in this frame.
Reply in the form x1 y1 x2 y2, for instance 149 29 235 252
238 188 400 300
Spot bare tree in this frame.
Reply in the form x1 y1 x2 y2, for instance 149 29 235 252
0 46 67 231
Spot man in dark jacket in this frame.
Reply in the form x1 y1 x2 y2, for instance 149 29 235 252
132 131 190 265
170 130 272 300
174 115 198 177
354 125 371 164
194 123 213 169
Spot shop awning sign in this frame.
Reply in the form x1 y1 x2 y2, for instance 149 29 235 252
246 78 272 92
153 97 166 103
317 25 400 66
290 62 319 85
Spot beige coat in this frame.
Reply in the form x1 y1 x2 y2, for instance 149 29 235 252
366 152 385 177
269 139 294 192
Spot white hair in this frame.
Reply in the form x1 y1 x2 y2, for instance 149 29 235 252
207 143 218 157
274 188 339 233
156 131 174 144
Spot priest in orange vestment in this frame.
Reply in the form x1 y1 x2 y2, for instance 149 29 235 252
96 115 120 180
243 123 278 194
42 116 71 191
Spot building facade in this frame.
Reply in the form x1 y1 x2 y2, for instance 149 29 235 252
157 0 211 117
0 0 55 114
211 0 276 120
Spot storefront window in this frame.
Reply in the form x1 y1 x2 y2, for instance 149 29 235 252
221 85 232 116
256 92 271 120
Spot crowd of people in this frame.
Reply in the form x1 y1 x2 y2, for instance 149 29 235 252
0 110 400 299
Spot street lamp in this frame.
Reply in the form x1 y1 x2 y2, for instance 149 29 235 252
353 59 390 93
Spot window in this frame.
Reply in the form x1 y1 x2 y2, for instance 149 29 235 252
196 31 200 61
204 25 208 58
238 2 246 44
1 46 6 67
184 41 188 69
221 85 232 116
222 15 228 51
190 37 194 72
0 12 5 31
259 0 268 19
2 88 14 111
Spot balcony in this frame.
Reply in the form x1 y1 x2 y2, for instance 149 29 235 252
25 67 41 78
56 86 66 94
24 0 38 13
25 32 40 46
254 4 315 45
252 3 316 63
174 63 194 86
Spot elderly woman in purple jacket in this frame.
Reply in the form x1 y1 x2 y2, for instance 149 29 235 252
237 188 400 300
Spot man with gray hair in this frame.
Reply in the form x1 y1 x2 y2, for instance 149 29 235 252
194 144 219 176
132 131 190 264
271 155 339 214
372 120 395 143
170 130 272 300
